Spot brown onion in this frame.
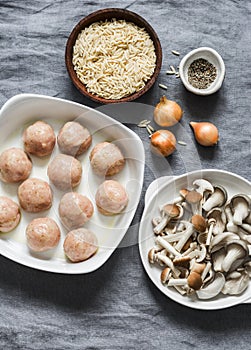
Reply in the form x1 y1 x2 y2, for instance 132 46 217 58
150 130 176 157
190 122 219 146
154 96 183 127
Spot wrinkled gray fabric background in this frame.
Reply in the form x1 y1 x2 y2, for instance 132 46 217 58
0 0 251 349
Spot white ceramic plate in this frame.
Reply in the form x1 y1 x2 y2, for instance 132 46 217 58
139 169 251 310
0 94 145 274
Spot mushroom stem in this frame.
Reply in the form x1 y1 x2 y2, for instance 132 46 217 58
174 222 195 252
153 216 170 234
156 236 182 257
156 253 181 277
162 231 187 243
182 242 198 256
206 219 215 246
168 278 188 287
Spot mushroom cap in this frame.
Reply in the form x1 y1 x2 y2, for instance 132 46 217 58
148 248 156 264
162 203 181 218
206 207 226 235
185 191 202 204
222 240 249 273
231 194 251 208
161 267 171 283
179 188 189 198
191 262 206 275
173 256 191 268
202 185 227 212
222 270 249 295
193 179 214 195
191 214 207 232
187 271 203 290
196 272 225 300
210 232 240 253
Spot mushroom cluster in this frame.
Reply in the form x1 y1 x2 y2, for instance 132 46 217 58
148 178 251 299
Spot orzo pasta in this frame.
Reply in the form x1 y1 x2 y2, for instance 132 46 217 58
72 19 156 100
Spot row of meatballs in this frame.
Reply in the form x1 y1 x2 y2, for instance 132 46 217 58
0 120 128 262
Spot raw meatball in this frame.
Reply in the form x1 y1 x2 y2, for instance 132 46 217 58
26 217 60 252
59 192 94 230
47 154 82 191
23 121 56 157
18 178 53 212
57 121 92 157
89 142 125 176
64 228 98 262
0 196 21 232
0 147 32 183
95 180 128 215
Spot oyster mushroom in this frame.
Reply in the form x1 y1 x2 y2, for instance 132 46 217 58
244 261 251 277
222 269 249 295
153 204 183 235
221 240 248 273
240 223 251 234
230 194 250 226
206 207 226 235
244 212 251 225
196 272 225 300
210 232 240 253
212 248 225 272
238 226 251 244
202 185 227 212
225 201 238 233
192 179 214 197
201 262 214 283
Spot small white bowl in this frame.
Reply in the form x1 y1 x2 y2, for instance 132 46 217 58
179 47 225 96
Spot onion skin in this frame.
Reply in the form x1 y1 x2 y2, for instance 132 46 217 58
190 122 219 146
150 130 176 157
154 96 183 127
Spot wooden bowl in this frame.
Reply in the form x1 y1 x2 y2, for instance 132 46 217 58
65 8 162 104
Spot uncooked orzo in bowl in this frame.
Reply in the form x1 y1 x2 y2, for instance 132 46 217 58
72 19 157 100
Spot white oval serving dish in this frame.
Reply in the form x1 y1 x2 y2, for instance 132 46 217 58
0 94 145 274
139 169 251 310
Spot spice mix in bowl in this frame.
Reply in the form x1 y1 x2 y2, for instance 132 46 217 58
65 8 162 103
179 47 225 96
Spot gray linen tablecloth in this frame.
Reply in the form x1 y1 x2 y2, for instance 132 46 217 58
0 1 250 349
